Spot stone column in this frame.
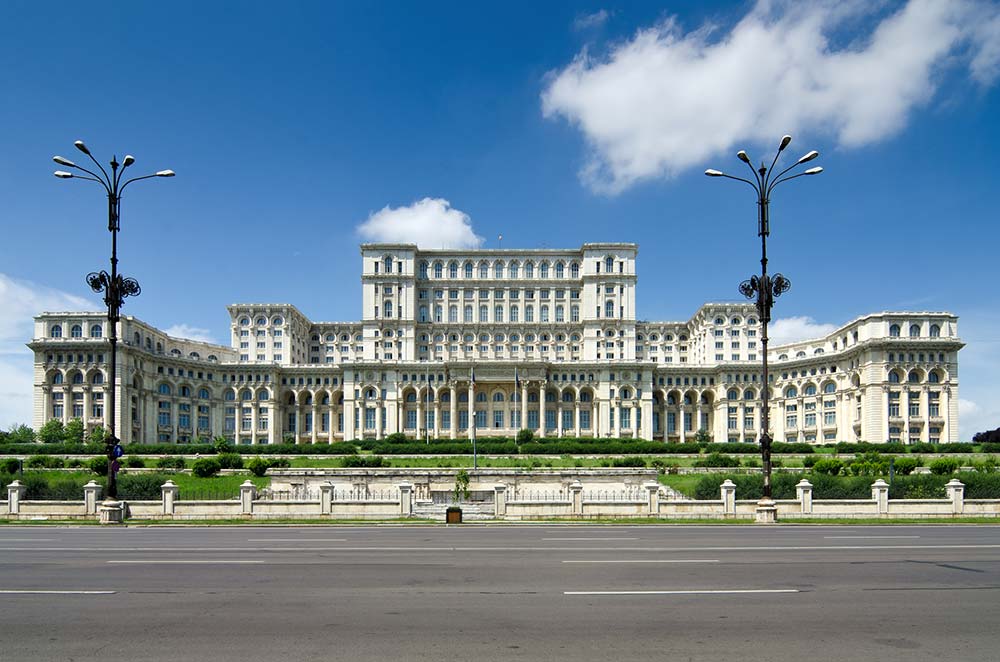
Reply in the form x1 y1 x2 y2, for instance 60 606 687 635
161 480 178 516
250 404 258 445
240 480 256 515
946 478 965 514
569 480 583 515
538 383 546 436
520 383 528 434
320 482 334 514
644 481 659 515
468 383 475 440
83 480 102 515
679 406 686 443
375 403 383 441
556 402 563 437
297 405 304 443
796 479 813 514
720 479 736 515
312 405 320 443
902 389 911 444
574 403 581 438
695 404 702 438
450 385 458 440
494 483 507 518
613 403 621 438
433 401 440 440
416 398 423 440
268 403 278 444
921 387 930 444
398 482 413 517
7 480 26 515
663 404 670 441
942 387 951 443
871 478 889 515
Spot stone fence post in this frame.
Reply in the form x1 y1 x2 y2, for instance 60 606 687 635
569 480 583 515
644 481 659 515
945 478 965 514
7 480 26 515
398 482 413 517
161 480 178 516
240 480 256 515
494 483 507 518
796 479 813 514
83 480 102 515
319 483 334 515
871 479 889 515
720 479 736 516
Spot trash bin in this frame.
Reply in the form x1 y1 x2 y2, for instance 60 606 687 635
446 506 462 524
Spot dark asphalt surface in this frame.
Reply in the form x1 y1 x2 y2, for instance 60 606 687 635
1 524 999 661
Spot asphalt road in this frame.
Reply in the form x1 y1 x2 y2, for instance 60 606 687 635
1 524 999 662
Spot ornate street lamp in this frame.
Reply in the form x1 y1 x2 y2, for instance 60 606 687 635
706 135 821 500
54 141 174 501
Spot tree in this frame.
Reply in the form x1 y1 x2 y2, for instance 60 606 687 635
64 418 85 445
693 428 712 444
516 429 534 444
5 424 36 444
973 427 1000 444
87 425 108 446
38 419 65 443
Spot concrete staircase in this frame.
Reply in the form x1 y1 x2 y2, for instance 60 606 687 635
412 500 495 521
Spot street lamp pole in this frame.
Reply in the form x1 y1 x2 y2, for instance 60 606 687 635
706 135 821 499
54 141 174 500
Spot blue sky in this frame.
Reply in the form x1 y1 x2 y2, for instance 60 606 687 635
1 1 998 436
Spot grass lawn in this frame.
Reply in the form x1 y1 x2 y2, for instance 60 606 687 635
658 473 702 497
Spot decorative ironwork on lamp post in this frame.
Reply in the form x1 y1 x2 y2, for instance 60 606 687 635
53 141 174 499
705 135 821 499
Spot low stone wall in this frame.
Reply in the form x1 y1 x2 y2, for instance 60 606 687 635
4 476 1000 522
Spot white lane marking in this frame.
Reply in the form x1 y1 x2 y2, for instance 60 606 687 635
544 537 639 541
0 539 54 542
3 543 1000 553
565 589 799 595
824 536 920 539
246 538 347 542
105 559 264 565
0 589 116 595
563 559 719 564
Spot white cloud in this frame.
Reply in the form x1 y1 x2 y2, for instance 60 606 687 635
164 324 216 345
356 198 484 249
958 398 980 416
769 316 838 346
0 273 91 428
574 9 610 31
542 0 1000 193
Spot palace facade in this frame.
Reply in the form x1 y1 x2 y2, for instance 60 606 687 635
29 243 964 445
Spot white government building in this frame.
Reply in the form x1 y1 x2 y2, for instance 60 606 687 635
30 243 964 445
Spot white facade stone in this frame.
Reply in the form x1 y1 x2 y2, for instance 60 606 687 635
28 243 964 445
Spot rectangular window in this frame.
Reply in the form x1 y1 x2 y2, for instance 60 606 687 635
545 410 556 431
786 414 797 428
580 410 591 430
406 410 417 430
475 410 487 429
459 410 469 430
494 410 504 429
527 410 539 430
561 409 573 430
365 407 376 430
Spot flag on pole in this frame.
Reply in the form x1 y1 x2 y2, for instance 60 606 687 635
470 367 475 385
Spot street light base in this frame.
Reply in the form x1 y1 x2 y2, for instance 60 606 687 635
754 498 778 524
98 499 124 525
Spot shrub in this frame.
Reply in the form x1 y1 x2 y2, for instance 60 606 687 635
342 455 387 468
217 453 244 470
611 457 647 468
929 457 959 475
811 458 844 476
384 432 409 444
891 457 920 475
703 443 758 454
246 457 270 477
973 458 998 473
516 429 535 444
213 437 233 454
847 452 890 476
89 456 109 476
692 452 741 468
191 458 222 478
835 441 906 454
156 456 187 470
770 442 815 454
960 472 1000 499
37 419 66 443
123 456 146 469
802 455 819 468
26 455 65 469
117 473 169 500
2 457 21 474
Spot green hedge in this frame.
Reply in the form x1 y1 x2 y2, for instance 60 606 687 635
692 471 1000 500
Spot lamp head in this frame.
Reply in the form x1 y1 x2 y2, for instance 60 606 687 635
155 170 175 177
53 155 76 168
122 155 135 167
803 166 823 175
778 135 792 151
73 140 91 155
54 171 73 179
736 150 750 164
704 169 724 177
796 150 819 164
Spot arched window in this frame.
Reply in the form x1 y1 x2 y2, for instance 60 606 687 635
540 305 549 323
449 305 458 323
449 262 458 278
555 263 564 278
475 392 487 402
225 391 236 401
419 261 429 279
479 262 489 278
91 373 104 385
571 305 579 322
570 263 579 278
540 262 549 279
555 305 564 322
509 262 519 279
605 256 614 272
492 392 505 402
744 389 756 400
909 324 920 338
158 383 172 395
510 306 519 322
256 317 267 326
525 262 534 278
50 325 62 338
70 372 84 385
525 305 534 323
179 386 191 397
562 391 574 402
479 305 488 322
89 324 102 338
258 390 269 401
727 389 739 400
241 389 253 400
239 317 249 326
199 388 210 399
823 383 836 394
384 256 393 273
889 324 901 337
433 262 443 278
134 332 141 345
928 371 940 383
930 324 941 337
464 305 473 323
580 391 592 402
495 305 503 322
785 386 798 398
52 373 63 385
888 371 901 383
908 370 920 383
419 305 428 323
406 392 416 403
273 316 283 326
383 301 393 318
493 262 503 279
70 324 82 338
434 305 443 323
804 385 817 396
464 262 473 278
605 301 614 318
